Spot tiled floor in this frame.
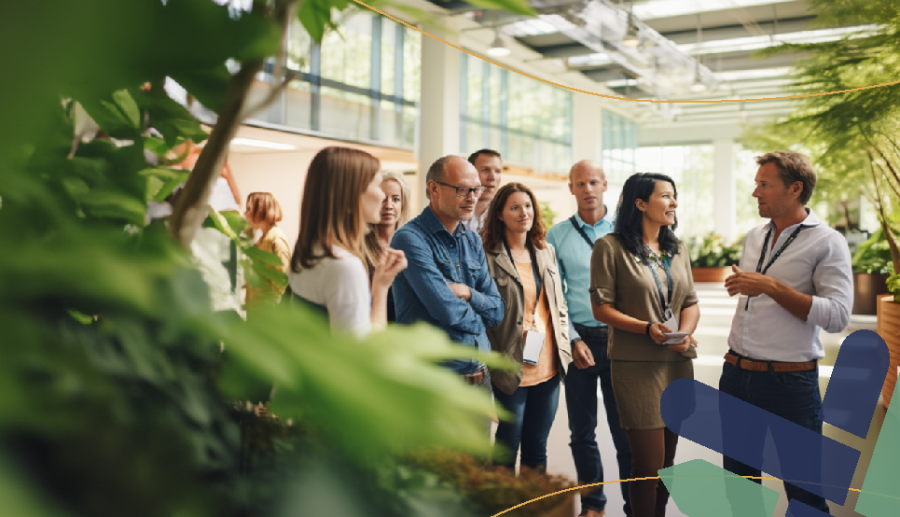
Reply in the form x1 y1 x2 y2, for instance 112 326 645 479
503 283 887 517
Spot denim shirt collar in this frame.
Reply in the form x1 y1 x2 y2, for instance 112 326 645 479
423 206 466 238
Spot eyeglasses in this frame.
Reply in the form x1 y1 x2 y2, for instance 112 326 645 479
433 180 486 198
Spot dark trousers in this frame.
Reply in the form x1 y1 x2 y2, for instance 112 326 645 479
566 324 633 515
719 359 831 514
493 375 561 471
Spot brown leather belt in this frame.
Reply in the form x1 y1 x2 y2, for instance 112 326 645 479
725 352 817 373
463 367 486 385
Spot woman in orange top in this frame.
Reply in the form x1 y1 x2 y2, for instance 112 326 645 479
482 183 572 473
244 192 291 310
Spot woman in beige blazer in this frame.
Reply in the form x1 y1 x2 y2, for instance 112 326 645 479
482 182 572 474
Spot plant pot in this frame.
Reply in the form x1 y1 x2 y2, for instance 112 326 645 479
876 294 900 408
691 267 731 283
853 273 889 315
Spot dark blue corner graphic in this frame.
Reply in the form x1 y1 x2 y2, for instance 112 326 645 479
785 498 832 517
660 378 860 505
818 330 889 439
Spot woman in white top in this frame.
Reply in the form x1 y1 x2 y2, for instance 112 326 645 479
289 147 407 335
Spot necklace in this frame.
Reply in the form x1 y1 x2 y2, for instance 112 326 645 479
645 247 667 266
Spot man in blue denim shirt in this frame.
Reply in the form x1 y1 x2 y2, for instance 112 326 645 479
391 155 504 385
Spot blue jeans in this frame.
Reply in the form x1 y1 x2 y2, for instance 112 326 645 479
493 375 560 470
719 358 831 514
566 325 633 515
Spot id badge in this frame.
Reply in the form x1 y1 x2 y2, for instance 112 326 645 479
663 308 678 332
523 330 546 365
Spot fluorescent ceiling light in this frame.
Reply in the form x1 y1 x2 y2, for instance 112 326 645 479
230 138 297 150
679 26 878 55
715 67 792 82
633 0 797 21
502 18 561 37
567 52 611 67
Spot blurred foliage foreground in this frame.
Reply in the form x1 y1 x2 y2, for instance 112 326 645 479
0 1 572 517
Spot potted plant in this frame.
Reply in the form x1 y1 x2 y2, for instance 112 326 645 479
851 229 893 315
687 232 744 283
400 447 577 517
743 0 900 407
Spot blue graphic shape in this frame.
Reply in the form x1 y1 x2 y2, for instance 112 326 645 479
660 459 779 517
818 330 889 438
785 499 831 517
660 379 860 505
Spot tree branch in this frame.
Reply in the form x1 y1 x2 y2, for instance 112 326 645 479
167 0 299 248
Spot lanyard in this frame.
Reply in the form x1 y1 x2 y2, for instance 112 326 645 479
645 253 673 317
569 216 595 248
745 225 807 310
504 239 542 324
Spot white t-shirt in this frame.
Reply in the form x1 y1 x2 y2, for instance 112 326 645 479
289 245 372 336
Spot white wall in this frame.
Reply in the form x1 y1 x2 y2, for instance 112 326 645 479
228 150 316 247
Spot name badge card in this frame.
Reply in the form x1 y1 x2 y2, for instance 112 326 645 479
523 330 546 365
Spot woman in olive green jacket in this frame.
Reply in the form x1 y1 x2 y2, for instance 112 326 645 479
482 182 572 473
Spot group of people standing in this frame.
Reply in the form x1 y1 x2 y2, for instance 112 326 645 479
244 145 853 517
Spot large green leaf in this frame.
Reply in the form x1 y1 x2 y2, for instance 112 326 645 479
298 0 348 43
441 0 535 16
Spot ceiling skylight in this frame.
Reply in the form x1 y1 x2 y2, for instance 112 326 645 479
503 17 563 37
633 0 798 21
714 67 792 82
678 25 879 55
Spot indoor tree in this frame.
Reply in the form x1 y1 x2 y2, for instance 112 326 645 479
0 1 544 517
741 0 900 273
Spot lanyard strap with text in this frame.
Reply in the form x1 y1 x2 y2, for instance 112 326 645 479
569 216 594 248
504 240 542 323
745 225 807 310
645 253 673 319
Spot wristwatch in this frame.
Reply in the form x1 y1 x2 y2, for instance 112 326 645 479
645 321 654 336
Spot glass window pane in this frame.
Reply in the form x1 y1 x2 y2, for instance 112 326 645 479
320 86 370 140
320 12 372 89
403 28 421 103
381 18 395 96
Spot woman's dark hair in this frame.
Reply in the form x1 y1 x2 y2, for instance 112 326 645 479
613 173 680 261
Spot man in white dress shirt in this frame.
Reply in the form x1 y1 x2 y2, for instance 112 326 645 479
721 151 853 514
463 149 502 234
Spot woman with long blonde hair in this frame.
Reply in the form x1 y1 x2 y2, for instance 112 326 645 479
289 147 407 335
364 171 411 322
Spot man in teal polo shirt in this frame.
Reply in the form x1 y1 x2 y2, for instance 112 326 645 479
546 160 631 517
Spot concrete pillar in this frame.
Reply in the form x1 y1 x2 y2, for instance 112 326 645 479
416 20 460 213
572 93 603 164
713 138 736 241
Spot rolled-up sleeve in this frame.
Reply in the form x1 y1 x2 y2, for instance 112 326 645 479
590 238 617 307
807 233 853 333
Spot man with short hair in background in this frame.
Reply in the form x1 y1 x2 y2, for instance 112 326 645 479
546 160 631 517
464 149 503 234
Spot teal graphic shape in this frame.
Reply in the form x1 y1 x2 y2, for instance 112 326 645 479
856 380 900 516
660 459 779 517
